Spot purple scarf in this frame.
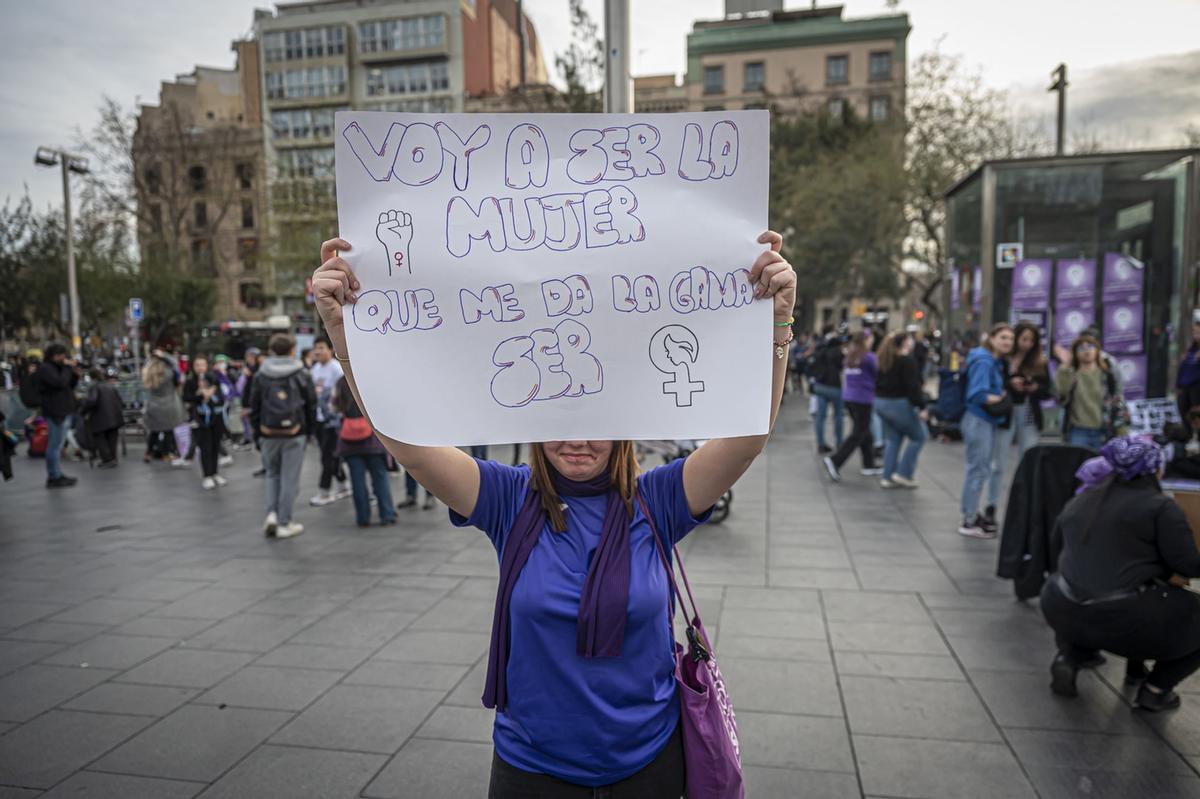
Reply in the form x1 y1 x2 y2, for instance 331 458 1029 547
1075 435 1165 494
482 469 632 711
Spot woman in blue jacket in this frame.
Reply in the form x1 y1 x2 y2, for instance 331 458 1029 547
959 324 1014 539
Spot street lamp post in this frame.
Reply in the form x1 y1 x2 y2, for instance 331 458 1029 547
603 0 632 113
34 146 90 357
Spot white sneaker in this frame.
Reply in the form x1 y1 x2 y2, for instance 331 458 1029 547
274 522 304 539
861 467 883 476
170 457 188 468
201 477 216 490
822 456 840 482
310 491 336 507
880 478 901 489
891 474 920 489
958 518 995 539
213 475 228 487
263 511 278 537
218 454 234 467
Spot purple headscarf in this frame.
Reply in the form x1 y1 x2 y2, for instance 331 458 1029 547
1075 435 1165 494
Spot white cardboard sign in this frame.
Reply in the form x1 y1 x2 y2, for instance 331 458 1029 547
334 111 770 446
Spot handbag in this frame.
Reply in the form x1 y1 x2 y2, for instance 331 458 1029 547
339 415 373 442
984 394 1013 418
638 496 744 799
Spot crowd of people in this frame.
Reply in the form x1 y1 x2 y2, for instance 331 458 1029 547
0 333 439 537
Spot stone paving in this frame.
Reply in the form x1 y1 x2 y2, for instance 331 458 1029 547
1 400 1199 798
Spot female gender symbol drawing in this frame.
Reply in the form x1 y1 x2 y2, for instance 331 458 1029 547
649 324 704 406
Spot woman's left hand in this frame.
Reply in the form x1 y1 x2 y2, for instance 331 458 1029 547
749 230 796 323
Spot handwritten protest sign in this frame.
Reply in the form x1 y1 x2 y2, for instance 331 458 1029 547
333 111 770 446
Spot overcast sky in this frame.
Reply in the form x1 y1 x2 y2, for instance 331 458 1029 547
4 0 1198 210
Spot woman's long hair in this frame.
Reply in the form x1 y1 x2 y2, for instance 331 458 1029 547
845 331 869 368
142 357 168 390
1012 321 1047 376
529 442 639 533
877 332 909 375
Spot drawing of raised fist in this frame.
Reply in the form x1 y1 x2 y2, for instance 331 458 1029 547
376 210 413 276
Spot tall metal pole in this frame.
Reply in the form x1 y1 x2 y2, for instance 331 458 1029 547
61 156 81 357
1049 64 1068 156
604 0 632 113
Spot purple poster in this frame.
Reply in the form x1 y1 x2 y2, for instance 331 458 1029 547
1055 299 1094 346
1012 259 1051 309
1113 354 1147 400
1055 258 1096 304
1103 299 1144 354
950 269 960 311
1102 253 1144 303
971 266 982 313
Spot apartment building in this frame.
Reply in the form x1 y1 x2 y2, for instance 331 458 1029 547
133 49 269 323
685 4 910 121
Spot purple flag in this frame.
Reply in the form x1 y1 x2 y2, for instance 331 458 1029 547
1113 354 1147 400
972 266 982 313
950 269 960 311
1103 299 1144 354
1103 253 1143 303
1055 259 1096 304
1012 259 1051 310
1055 300 1094 346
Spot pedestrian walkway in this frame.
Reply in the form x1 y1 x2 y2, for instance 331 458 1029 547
0 401 1198 797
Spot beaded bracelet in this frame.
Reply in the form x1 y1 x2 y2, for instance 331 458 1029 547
774 330 795 360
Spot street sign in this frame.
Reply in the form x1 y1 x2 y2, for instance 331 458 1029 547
129 297 143 322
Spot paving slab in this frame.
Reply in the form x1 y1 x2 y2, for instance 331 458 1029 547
0 709 152 788
195 745 386 799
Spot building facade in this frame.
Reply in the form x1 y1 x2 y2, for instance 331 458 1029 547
134 59 269 323
685 5 909 121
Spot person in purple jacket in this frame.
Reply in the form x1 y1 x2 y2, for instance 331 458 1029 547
310 231 796 796
823 330 879 481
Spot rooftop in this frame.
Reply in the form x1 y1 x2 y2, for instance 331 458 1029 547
688 5 910 55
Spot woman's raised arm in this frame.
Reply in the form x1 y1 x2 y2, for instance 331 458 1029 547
682 230 795 516
313 238 481 519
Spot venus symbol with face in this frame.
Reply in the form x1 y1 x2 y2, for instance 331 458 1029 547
1067 265 1085 286
1114 308 1133 329
1022 265 1041 287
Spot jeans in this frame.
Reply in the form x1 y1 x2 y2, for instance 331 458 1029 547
831 401 876 470
262 436 306 524
874 397 927 481
488 722 684 798
1067 426 1105 450
317 425 345 490
811 382 844 449
961 412 999 519
345 453 397 525
871 410 883 448
1041 576 1200 692
988 409 1041 508
46 416 67 479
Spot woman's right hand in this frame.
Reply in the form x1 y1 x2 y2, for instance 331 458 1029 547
314 238 359 358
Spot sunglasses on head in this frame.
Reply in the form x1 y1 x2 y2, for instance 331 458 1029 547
1077 343 1096 351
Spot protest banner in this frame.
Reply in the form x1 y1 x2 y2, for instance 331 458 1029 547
333 111 771 446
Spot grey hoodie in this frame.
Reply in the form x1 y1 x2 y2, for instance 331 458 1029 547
248 356 317 438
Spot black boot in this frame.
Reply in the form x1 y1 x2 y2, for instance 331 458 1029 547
1050 654 1079 697
1135 683 1181 712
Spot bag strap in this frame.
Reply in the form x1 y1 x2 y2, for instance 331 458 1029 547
637 494 702 625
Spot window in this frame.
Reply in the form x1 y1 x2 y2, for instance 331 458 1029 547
869 95 890 122
266 71 284 100
193 201 207 229
266 26 344 61
828 98 845 122
358 15 444 53
240 281 265 309
241 200 254 229
278 147 335 179
703 64 724 95
743 62 764 92
276 66 346 99
236 163 253 190
370 96 454 113
272 108 339 140
190 239 214 275
263 32 285 63
826 54 848 86
284 30 304 60
144 166 161 195
238 238 258 272
149 204 162 235
188 166 206 192
869 51 892 82
366 61 450 97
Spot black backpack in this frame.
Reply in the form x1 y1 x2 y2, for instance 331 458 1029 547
18 371 42 409
810 342 843 387
258 373 305 437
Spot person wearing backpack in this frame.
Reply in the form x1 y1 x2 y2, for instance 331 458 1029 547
34 343 81 488
249 333 317 538
333 375 397 527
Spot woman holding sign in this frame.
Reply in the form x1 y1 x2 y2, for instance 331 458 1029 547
312 231 794 797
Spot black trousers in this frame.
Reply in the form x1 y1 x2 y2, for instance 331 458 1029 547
830 401 876 470
194 426 221 478
95 428 119 464
318 426 344 490
1041 576 1200 691
147 430 177 459
488 723 684 799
